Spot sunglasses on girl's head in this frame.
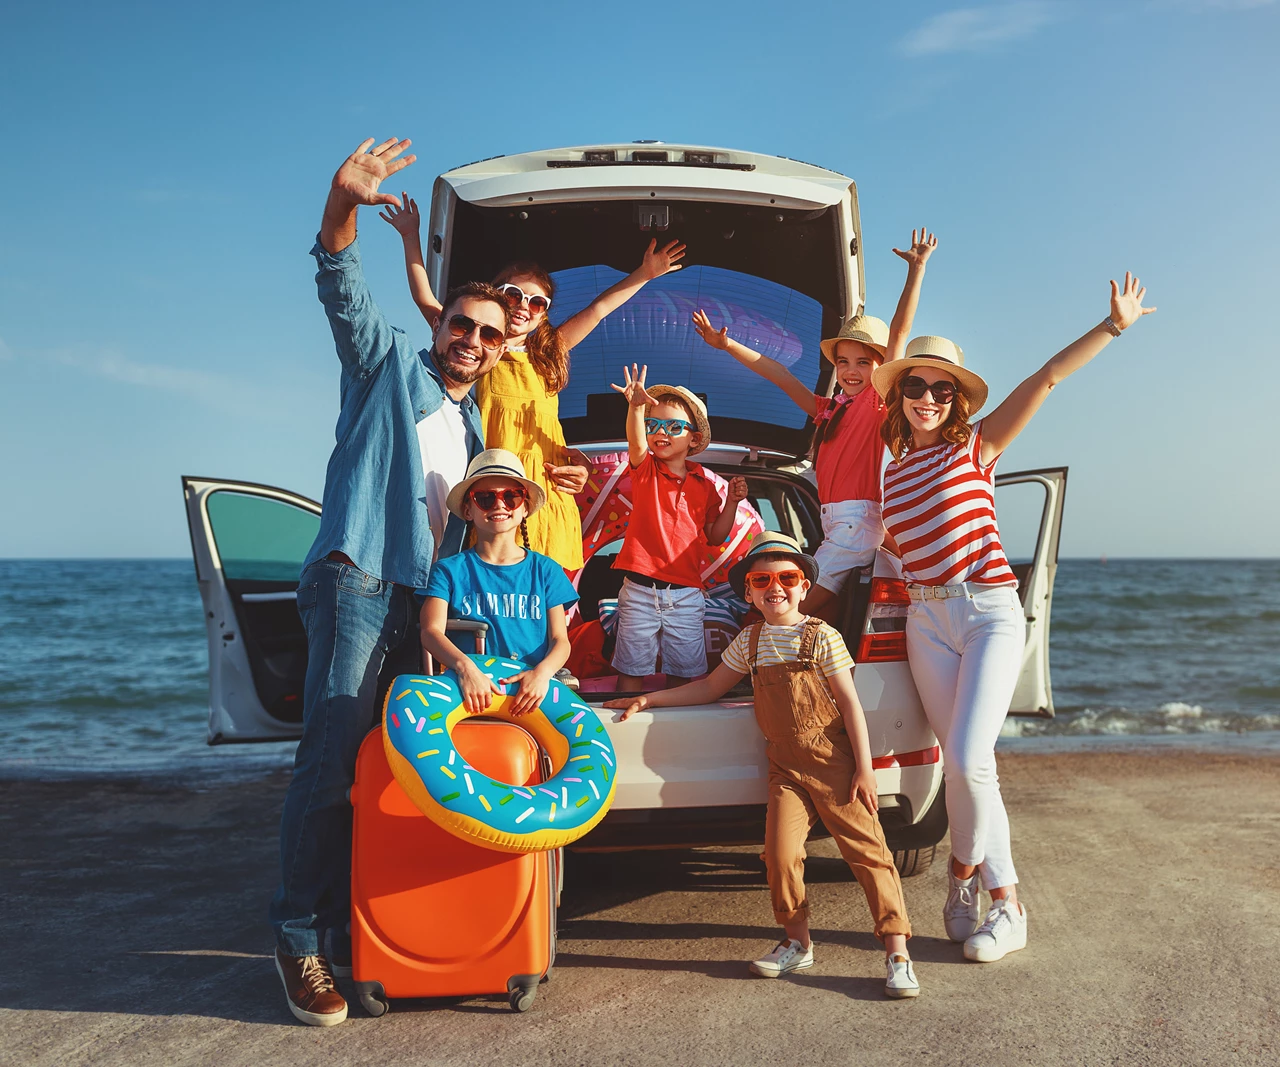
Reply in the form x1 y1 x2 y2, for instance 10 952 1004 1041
446 314 506 351
644 417 693 437
744 569 806 590
469 487 527 510
902 376 958 404
497 284 551 315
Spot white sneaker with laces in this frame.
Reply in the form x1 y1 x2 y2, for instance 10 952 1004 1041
884 954 920 998
749 938 814 978
944 861 983 942
964 898 1027 962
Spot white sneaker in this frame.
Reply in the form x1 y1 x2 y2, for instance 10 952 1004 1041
884 955 920 998
964 898 1028 962
749 939 814 978
944 861 983 942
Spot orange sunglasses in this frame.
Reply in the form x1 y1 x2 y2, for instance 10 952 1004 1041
744 569 806 590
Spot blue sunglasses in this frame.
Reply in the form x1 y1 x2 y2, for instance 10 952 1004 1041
645 417 693 437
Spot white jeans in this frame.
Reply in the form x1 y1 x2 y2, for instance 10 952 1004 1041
905 585 1024 890
610 578 708 679
813 500 885 593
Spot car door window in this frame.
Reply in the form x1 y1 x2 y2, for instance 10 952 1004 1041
993 479 1049 598
206 491 320 582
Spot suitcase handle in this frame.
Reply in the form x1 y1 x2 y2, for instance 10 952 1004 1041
423 619 489 674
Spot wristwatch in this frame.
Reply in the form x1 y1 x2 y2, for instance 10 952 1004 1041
1102 316 1122 337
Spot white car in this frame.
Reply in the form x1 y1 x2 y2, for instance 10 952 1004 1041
182 142 1065 876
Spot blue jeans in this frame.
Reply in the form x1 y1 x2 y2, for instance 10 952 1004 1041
269 558 419 957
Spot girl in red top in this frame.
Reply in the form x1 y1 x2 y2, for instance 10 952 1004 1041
874 272 1156 966
692 229 938 618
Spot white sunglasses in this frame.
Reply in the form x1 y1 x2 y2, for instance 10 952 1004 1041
497 284 551 314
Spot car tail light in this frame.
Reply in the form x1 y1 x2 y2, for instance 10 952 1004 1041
856 576 910 662
871 745 940 770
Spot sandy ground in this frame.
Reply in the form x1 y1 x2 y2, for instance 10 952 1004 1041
1 748 1276 1067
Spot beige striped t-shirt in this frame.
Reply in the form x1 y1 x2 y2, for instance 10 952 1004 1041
720 618 854 679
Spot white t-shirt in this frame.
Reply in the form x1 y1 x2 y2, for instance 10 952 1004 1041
416 398 470 560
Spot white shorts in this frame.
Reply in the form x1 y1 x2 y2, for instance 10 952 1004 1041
610 578 708 679
813 500 885 594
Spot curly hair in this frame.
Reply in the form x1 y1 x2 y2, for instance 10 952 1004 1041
880 374 973 461
493 262 570 395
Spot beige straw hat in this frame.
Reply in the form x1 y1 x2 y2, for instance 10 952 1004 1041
445 448 547 519
646 384 712 455
819 314 889 364
871 335 989 412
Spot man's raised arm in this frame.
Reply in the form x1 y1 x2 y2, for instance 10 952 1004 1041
320 137 416 253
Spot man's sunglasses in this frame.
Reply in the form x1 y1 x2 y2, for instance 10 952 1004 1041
469 487 528 510
497 284 552 315
901 375 958 404
744 569 806 590
645 417 693 437
446 314 506 351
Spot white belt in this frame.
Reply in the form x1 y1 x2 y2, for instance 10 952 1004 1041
907 582 982 601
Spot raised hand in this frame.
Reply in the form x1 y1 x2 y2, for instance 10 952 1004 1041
726 475 749 503
330 137 417 209
692 309 730 350
379 194 422 235
610 363 658 408
1109 271 1157 330
639 238 686 280
892 227 938 269
602 694 649 721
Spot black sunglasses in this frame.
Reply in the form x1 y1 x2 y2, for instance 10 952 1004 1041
446 314 505 351
902 375 958 404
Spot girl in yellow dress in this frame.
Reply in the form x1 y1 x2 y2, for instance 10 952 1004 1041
381 193 685 570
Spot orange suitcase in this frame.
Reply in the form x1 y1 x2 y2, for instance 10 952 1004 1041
349 719 557 1015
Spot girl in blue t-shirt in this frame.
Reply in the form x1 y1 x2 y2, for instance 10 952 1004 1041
422 449 579 716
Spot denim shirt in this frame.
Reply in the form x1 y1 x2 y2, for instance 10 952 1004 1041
301 237 484 587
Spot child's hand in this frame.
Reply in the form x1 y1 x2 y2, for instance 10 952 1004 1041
610 363 658 409
692 309 730 350
852 766 879 813
544 461 589 495
891 227 938 269
497 668 552 716
602 694 649 721
457 660 501 714
726 475 749 504
1109 271 1156 330
378 194 422 237
639 238 686 280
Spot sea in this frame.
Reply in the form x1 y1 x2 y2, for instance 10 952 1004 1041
0 558 1277 781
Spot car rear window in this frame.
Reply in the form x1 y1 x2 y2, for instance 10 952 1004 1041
550 265 823 435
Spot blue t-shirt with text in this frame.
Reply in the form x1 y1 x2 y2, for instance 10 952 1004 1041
424 549 579 665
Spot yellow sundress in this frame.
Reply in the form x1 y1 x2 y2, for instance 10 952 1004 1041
474 346 585 571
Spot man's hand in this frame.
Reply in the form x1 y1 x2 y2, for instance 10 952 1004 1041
610 363 658 408
1109 271 1156 330
602 694 649 721
379 194 422 236
545 462 589 495
331 138 417 209
726 475 749 504
692 309 731 350
639 238 686 280
891 227 938 270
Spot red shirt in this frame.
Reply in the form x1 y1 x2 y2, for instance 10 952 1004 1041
613 454 720 587
812 385 888 505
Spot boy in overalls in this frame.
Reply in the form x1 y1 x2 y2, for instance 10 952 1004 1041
605 532 920 998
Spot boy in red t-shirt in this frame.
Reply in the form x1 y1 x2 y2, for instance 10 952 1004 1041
607 364 748 692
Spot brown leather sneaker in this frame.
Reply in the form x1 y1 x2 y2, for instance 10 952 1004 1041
274 948 348 1026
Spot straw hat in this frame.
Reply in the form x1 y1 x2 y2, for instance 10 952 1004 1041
871 335 989 412
646 384 712 455
728 531 820 600
445 448 547 519
819 315 889 364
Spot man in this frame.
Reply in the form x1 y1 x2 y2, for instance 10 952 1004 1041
270 137 509 1026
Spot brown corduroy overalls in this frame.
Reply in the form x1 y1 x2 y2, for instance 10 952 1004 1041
749 618 911 940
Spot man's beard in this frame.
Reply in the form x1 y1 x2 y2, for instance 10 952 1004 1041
431 343 487 386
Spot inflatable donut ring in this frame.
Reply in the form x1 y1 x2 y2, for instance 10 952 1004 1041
381 657 618 853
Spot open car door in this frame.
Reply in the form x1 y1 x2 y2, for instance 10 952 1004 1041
182 476 320 744
993 467 1068 717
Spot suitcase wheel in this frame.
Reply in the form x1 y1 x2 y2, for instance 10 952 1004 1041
353 981 389 1018
508 986 536 1013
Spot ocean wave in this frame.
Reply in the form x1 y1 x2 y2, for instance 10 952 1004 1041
1002 702 1280 738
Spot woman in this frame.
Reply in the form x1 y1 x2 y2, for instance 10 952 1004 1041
872 273 1155 962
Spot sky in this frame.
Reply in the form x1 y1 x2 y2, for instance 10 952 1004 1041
1 0 1278 559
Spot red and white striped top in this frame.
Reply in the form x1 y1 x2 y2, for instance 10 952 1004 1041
881 422 1018 587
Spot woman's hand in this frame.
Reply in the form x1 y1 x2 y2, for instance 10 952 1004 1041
457 660 501 714
891 227 938 269
498 667 553 717
692 309 730 350
378 194 422 236
602 694 649 721
639 238 686 280
852 766 879 813
545 462 589 495
610 363 658 408
1109 271 1157 330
